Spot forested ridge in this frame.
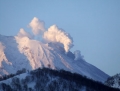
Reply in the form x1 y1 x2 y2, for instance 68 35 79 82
0 68 120 91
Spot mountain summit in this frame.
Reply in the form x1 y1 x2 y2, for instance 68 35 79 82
0 34 109 82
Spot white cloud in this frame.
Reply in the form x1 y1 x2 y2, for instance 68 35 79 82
29 17 45 35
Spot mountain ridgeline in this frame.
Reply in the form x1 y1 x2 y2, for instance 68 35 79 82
0 34 109 82
0 68 120 91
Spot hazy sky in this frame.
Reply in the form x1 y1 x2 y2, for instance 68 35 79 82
0 0 120 76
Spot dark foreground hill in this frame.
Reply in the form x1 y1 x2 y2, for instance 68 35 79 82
0 68 119 91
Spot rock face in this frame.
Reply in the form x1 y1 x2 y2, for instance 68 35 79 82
0 34 109 82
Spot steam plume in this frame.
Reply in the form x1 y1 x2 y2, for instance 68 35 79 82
0 42 5 52
29 17 45 35
43 25 73 53
17 28 33 39
17 17 74 53
74 50 83 60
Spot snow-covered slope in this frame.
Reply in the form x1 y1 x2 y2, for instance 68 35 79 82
0 34 109 82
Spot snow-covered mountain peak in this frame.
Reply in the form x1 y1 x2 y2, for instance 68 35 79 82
0 34 109 82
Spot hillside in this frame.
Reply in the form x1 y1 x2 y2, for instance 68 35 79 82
0 68 120 91
0 34 109 82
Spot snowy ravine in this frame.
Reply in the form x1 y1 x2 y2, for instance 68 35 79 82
0 34 109 82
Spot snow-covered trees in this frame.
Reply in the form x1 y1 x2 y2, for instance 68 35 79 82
105 73 120 89
0 68 120 91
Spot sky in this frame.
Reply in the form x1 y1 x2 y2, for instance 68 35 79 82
0 0 120 76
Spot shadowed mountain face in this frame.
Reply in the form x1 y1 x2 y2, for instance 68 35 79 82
0 34 109 82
